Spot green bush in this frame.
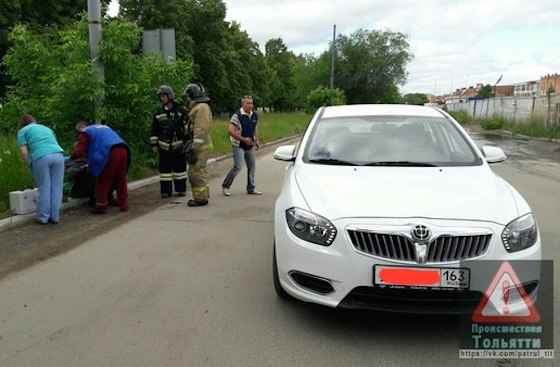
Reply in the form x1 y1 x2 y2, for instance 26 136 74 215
305 87 346 114
0 15 194 173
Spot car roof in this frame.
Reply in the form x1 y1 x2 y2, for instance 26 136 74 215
319 104 446 118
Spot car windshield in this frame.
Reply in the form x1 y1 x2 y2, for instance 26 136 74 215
303 115 481 167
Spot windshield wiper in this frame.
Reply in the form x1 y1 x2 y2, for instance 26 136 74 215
308 158 358 166
363 161 437 167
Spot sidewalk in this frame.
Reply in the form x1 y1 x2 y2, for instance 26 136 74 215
0 156 220 233
0 136 299 233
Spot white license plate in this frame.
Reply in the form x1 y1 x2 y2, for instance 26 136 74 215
374 265 470 289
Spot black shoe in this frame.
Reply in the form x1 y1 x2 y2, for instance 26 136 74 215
187 199 208 207
177 191 186 197
161 192 171 198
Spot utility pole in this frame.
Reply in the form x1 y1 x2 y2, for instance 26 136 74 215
492 74 503 119
329 24 336 105
88 0 105 123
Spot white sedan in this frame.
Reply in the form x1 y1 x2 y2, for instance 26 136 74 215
273 104 541 314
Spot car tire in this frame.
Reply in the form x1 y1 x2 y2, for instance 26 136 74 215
273 242 291 299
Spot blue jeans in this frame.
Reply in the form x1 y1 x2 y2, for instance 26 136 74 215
222 146 256 192
31 152 65 223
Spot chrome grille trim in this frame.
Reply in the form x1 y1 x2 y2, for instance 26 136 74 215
348 230 491 262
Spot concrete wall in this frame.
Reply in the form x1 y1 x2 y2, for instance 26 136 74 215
446 95 560 125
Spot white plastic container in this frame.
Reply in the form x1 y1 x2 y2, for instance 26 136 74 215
9 188 38 215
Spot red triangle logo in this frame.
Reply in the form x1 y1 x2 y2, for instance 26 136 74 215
472 261 540 323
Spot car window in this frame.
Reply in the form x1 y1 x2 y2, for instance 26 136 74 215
304 115 480 166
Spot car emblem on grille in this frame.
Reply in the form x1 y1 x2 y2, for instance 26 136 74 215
411 225 431 264
411 225 431 242
414 243 429 264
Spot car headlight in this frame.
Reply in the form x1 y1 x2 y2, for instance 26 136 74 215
285 207 337 246
502 213 538 252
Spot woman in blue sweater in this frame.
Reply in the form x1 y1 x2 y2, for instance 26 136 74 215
16 114 65 224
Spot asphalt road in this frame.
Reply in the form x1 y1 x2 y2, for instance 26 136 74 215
0 129 558 367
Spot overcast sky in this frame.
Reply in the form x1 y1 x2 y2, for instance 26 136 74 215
110 0 560 96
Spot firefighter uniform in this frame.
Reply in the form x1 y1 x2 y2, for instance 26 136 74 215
187 100 213 203
150 99 190 197
182 83 213 206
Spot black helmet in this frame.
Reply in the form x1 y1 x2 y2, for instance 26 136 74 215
183 83 210 103
157 85 175 100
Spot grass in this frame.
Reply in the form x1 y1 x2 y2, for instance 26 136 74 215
0 111 312 218
503 117 560 139
210 111 311 156
447 110 560 140
0 135 35 218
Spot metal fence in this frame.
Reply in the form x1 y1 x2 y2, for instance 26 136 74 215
445 95 560 125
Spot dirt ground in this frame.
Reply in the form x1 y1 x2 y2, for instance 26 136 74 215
0 142 286 281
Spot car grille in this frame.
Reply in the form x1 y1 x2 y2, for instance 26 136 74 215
347 230 491 263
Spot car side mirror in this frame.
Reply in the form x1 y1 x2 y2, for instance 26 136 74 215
273 145 296 162
481 145 507 163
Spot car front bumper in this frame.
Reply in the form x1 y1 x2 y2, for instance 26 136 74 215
274 215 542 314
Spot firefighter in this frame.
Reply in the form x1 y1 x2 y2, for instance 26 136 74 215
150 85 190 198
182 82 213 207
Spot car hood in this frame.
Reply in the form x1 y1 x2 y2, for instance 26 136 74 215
293 164 519 224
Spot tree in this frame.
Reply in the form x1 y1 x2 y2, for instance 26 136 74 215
402 93 429 105
217 21 270 112
292 53 331 110
120 0 268 113
265 38 296 111
0 0 112 99
119 0 195 59
476 84 493 98
170 0 229 112
327 28 413 104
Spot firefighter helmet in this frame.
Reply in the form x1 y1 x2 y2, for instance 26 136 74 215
156 85 175 100
183 83 210 103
